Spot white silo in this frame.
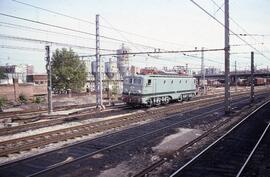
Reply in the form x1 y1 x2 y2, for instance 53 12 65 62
91 61 105 77
105 58 118 80
117 44 130 78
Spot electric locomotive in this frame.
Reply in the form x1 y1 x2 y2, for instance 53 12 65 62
122 75 197 106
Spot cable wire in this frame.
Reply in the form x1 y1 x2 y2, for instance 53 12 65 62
190 0 270 61
0 34 114 51
0 21 94 41
12 0 96 25
0 12 173 51
12 0 195 49
81 48 224 57
0 44 44 52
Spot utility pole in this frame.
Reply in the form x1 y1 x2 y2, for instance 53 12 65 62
235 60 237 92
201 47 206 95
267 66 269 87
45 45 53 114
250 51 255 103
224 0 231 114
95 14 104 109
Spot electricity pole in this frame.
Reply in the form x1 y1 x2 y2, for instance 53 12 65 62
267 66 269 87
95 14 104 109
201 47 206 95
250 51 254 103
235 60 237 92
224 0 231 114
45 45 53 114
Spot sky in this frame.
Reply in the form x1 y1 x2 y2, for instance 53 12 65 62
0 0 269 73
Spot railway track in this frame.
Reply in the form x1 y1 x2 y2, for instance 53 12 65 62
0 101 123 121
0 91 268 177
0 103 129 136
0 91 267 177
0 87 251 121
0 87 267 137
0 103 91 118
0 91 212 123
236 123 270 177
169 99 270 177
0 91 223 135
0 89 266 157
0 88 269 158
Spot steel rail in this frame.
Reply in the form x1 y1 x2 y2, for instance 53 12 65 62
0 90 268 157
134 96 270 177
0 104 128 136
236 122 270 177
0 94 268 177
0 101 123 119
0 97 221 156
27 95 257 177
169 99 270 177
0 87 259 132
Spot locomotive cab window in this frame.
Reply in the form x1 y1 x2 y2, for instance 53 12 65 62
129 78 133 84
147 79 152 85
134 78 141 84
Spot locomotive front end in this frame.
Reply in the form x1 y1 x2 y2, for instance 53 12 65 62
122 76 144 105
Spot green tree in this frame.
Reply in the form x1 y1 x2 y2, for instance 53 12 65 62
0 96 7 112
51 48 87 93
0 67 5 79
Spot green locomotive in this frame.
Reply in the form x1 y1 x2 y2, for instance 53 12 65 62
122 75 197 106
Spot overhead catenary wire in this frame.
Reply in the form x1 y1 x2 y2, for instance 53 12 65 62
231 52 253 55
230 43 264 47
0 18 224 67
210 0 224 16
0 21 152 49
0 45 223 71
12 0 195 49
183 53 224 65
210 0 270 54
81 48 224 57
0 21 95 41
210 0 260 43
100 15 172 66
0 44 44 52
0 34 114 52
11 0 96 25
0 13 96 36
5 0 263 70
189 0 270 61
0 12 170 51
236 34 270 37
